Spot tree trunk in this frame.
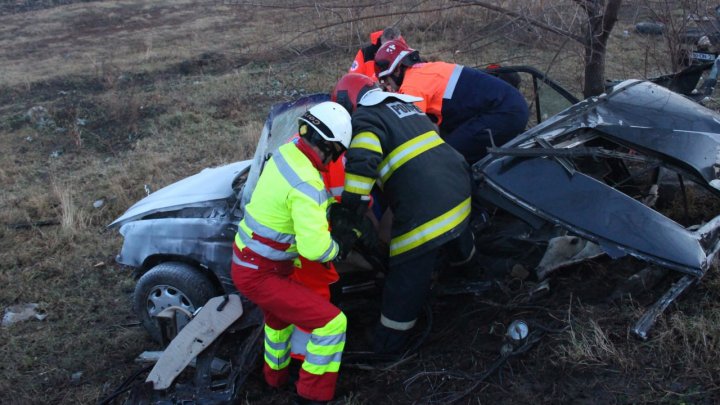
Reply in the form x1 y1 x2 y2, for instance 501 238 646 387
581 0 622 98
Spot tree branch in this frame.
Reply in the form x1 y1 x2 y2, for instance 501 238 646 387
239 1 394 10
278 4 470 46
451 0 585 44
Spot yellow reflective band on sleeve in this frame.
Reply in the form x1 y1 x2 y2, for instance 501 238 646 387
344 173 376 195
350 131 383 154
390 197 471 256
378 131 443 184
317 239 339 263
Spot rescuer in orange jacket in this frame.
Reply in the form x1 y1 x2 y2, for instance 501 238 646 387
349 27 405 81
231 101 354 405
374 40 529 164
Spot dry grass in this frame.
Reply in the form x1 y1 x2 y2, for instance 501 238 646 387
52 181 85 233
1 0 720 404
553 316 631 370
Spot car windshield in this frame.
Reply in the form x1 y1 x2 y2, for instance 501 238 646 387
240 93 330 208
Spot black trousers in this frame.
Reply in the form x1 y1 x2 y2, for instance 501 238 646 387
375 225 474 353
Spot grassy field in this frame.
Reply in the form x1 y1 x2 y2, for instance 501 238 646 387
2 1 720 404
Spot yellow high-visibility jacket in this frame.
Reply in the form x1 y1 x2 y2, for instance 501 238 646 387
235 142 339 263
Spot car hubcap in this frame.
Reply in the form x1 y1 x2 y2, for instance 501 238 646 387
146 285 195 329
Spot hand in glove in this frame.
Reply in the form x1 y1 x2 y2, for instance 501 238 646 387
328 203 356 234
328 203 360 261
328 194 373 261
355 215 379 253
332 226 360 261
340 192 372 222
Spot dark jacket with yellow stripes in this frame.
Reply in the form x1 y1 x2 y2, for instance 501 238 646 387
344 98 472 263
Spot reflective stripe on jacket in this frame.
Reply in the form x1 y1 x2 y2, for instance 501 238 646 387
400 62 528 134
235 142 339 263
344 98 472 263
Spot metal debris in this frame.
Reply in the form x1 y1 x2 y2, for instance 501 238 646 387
2 303 47 327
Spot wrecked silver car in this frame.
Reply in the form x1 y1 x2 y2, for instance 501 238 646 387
110 94 378 342
475 78 720 338
109 72 720 403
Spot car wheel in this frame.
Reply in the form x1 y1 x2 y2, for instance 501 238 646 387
133 261 219 342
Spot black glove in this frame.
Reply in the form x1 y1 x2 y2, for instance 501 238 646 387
328 203 356 232
339 192 371 222
328 203 360 261
355 215 379 252
332 226 360 261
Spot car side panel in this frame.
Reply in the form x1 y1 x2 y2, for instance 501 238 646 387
118 218 238 292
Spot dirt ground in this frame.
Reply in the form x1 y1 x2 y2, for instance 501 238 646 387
2 1 720 404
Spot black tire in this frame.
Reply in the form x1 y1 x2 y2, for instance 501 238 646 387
133 262 219 342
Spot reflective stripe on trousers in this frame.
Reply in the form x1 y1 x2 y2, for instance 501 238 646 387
263 313 346 374
291 328 311 356
380 313 416 331
264 323 293 370
302 312 347 375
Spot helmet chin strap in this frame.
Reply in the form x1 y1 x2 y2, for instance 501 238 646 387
391 65 406 88
295 136 330 172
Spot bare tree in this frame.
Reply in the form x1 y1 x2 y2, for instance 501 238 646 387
579 0 623 96
247 0 623 98
456 0 623 98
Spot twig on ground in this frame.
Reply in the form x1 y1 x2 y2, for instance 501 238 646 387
8 219 60 229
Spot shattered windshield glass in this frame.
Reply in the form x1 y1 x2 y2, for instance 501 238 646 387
241 93 330 209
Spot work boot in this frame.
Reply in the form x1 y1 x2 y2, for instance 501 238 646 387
291 394 328 405
372 323 409 355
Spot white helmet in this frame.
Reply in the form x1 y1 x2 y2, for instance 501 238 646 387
299 101 352 151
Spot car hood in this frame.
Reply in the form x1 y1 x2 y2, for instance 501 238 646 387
506 80 720 186
475 80 720 276
109 160 251 228
110 93 330 229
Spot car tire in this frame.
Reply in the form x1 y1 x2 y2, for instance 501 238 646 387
133 261 219 343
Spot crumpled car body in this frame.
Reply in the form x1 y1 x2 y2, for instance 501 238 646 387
113 73 720 403
109 160 251 292
474 79 720 278
112 77 720 326
109 94 335 292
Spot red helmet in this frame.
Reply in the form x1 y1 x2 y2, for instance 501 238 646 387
374 39 417 78
331 73 380 113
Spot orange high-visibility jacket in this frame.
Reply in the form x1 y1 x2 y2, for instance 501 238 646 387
349 31 383 81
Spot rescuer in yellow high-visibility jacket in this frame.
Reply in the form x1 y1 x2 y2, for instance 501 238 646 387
231 101 354 404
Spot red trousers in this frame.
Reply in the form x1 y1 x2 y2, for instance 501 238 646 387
231 245 342 401
291 256 339 300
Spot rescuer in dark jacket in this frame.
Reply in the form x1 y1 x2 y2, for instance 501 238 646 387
331 73 476 354
374 39 529 164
